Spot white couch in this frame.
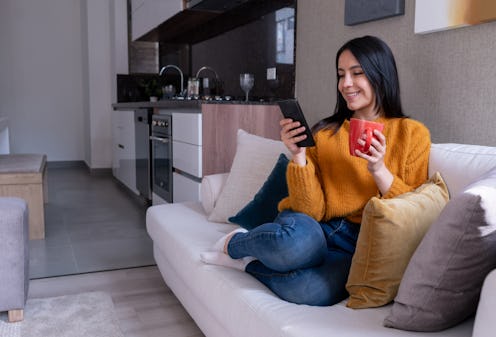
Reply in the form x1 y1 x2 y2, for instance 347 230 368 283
146 143 496 337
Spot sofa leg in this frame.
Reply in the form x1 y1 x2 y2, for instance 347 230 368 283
8 309 23 322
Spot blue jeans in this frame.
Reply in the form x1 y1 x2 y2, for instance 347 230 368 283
227 210 359 306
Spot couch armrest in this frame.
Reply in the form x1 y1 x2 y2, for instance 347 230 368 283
200 172 229 215
472 269 496 337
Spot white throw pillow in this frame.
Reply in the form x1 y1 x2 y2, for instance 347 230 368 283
208 129 289 223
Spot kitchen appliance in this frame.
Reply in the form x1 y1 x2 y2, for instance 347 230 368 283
134 109 152 201
150 114 173 204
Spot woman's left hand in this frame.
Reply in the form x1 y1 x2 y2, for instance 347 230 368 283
355 130 393 195
355 129 386 172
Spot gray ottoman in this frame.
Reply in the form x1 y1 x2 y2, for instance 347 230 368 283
0 197 29 322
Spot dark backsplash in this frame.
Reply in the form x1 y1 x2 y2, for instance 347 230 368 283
117 73 177 102
118 2 295 102
191 6 295 100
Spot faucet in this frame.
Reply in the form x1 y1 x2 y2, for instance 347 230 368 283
195 66 220 82
195 66 220 96
159 65 184 96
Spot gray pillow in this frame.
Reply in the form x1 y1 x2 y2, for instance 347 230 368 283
383 168 496 332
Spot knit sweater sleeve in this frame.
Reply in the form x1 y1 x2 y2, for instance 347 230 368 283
277 146 326 221
382 119 431 199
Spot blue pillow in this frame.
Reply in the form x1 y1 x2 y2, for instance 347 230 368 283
228 153 289 230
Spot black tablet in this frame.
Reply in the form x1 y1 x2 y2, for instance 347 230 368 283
277 99 316 147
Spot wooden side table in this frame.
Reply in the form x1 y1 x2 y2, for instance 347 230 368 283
0 154 47 240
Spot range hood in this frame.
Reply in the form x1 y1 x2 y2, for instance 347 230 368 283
138 0 295 44
187 0 251 12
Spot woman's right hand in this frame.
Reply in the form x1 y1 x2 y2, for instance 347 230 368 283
280 118 307 166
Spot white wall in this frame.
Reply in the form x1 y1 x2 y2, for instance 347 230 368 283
86 0 113 168
80 0 91 165
0 0 86 161
0 0 127 167
130 0 182 40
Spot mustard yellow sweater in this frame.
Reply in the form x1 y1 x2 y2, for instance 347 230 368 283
278 117 431 224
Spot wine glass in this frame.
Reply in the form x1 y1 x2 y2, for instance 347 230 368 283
240 73 254 102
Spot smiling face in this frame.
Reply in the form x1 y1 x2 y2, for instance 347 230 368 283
337 49 378 119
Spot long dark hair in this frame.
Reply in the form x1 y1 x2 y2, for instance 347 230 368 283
312 35 406 133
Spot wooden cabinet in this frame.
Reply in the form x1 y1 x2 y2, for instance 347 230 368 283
131 0 183 41
112 110 138 194
201 103 282 176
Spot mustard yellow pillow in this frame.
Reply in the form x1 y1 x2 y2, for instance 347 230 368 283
346 172 449 309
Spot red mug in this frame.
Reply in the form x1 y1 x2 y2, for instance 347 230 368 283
349 118 384 156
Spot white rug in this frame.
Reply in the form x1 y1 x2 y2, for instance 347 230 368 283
0 291 124 337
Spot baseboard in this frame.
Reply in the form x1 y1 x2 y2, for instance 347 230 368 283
88 167 112 176
47 160 86 169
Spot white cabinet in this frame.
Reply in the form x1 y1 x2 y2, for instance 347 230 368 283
172 112 202 177
173 172 201 203
112 110 138 194
131 0 183 40
170 111 202 203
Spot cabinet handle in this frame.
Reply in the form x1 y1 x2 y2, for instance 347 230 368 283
150 136 170 144
118 144 124 149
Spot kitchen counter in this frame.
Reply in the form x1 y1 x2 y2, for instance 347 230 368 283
112 99 277 110
112 100 200 110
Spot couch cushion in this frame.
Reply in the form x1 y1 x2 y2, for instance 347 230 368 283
384 168 496 332
208 129 289 223
228 153 289 230
146 202 473 337
472 269 496 337
346 173 449 309
429 143 496 196
200 173 229 215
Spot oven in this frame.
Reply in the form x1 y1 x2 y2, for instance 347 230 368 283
150 114 172 204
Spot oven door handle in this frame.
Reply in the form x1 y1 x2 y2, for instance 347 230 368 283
150 136 170 144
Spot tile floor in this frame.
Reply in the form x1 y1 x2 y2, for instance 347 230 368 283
29 166 155 279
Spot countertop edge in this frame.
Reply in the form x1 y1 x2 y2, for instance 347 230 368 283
112 100 277 110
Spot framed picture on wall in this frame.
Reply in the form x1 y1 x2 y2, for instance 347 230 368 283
344 0 405 26
415 0 496 34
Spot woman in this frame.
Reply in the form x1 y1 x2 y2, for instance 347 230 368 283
201 35 431 306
